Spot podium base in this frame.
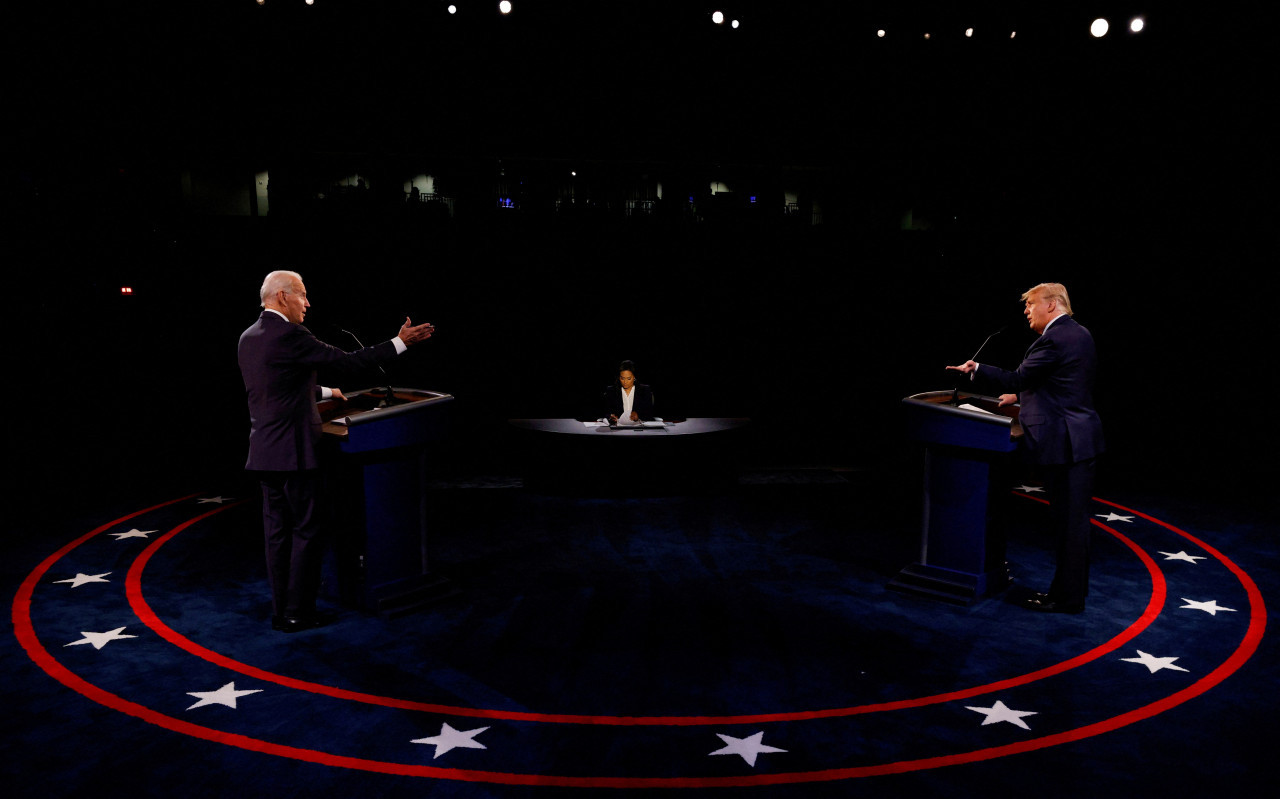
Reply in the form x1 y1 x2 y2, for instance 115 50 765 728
888 563 1011 606
367 573 460 618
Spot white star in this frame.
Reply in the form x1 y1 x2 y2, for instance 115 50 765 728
411 723 490 759
1013 485 1045 493
1121 650 1190 674
197 496 234 504
53 572 112 587
111 528 156 540
186 681 263 710
1158 551 1207 564
708 731 787 767
1179 598 1237 616
965 700 1038 730
65 627 138 650
1095 512 1135 523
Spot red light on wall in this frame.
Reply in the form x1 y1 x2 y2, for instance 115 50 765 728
121 287 134 295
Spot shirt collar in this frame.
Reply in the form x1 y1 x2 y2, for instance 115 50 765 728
264 308 289 322
1042 313 1068 333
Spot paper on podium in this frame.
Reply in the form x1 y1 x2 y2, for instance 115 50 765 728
957 403 994 415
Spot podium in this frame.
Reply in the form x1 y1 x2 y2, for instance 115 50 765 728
890 390 1020 604
318 387 455 614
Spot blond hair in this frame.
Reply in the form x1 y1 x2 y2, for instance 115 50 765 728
1022 282 1073 316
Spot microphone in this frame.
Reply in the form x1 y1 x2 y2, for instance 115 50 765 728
338 327 397 408
970 325 1008 361
950 325 1007 406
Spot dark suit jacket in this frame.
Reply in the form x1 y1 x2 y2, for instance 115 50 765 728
601 383 656 421
976 315 1104 466
238 311 398 471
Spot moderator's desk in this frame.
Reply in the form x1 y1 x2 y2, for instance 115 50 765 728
508 418 751 491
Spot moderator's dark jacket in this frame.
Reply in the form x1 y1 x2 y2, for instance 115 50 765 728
600 383 656 421
976 315 1105 466
238 311 397 471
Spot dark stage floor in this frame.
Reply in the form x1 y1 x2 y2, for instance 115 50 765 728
5 460 1276 798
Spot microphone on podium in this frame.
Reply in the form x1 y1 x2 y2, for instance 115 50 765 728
970 325 1007 362
950 325 1008 405
337 326 397 408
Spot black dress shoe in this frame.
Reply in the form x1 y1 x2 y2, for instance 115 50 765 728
272 615 320 633
1021 595 1085 614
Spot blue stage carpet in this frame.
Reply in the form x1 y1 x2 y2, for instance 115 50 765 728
5 471 1275 798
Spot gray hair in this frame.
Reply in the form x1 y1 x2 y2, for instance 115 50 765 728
260 270 303 307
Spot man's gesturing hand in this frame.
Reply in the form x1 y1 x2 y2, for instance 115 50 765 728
398 317 435 346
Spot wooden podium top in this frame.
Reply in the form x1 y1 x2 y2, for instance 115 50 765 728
319 387 453 439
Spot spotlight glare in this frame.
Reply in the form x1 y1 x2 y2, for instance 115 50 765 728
731 20 739 30
1010 31 1017 39
965 27 974 38
1130 17 1145 33
448 4 456 13
877 29 886 38
256 0 265 5
499 1 512 15
1091 18 1109 38
305 0 314 5
712 11 724 25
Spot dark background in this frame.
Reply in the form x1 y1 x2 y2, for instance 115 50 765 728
10 2 1272 508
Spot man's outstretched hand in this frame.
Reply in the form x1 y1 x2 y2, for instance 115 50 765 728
398 317 435 346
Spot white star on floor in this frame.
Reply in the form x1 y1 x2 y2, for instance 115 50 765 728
1121 650 1190 674
186 681 263 710
1095 512 1135 522
1179 598 1237 616
1013 485 1045 493
411 723 490 758
708 732 787 767
197 496 234 504
111 528 156 540
965 700 1038 730
1158 551 1207 564
65 627 138 650
53 572 112 587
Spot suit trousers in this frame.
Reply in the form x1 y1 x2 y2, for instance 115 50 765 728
1043 456 1097 605
259 470 324 619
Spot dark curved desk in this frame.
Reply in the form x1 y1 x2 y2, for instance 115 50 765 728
508 418 751 491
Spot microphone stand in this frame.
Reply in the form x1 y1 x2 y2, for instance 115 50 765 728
339 327 398 408
952 325 1007 406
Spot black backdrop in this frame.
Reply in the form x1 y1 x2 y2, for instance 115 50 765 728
12 3 1271 507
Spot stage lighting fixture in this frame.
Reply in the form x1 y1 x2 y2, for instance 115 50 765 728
121 287 134 296
1091 18 1110 38
1130 17 1145 33
923 32 931 40
877 29 886 38
712 11 724 25
256 0 265 6
448 4 456 13
732 19 740 29
499 1 512 15
965 28 974 38
306 0 314 5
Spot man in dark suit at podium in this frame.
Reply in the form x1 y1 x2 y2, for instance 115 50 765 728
238 270 435 632
948 282 1104 614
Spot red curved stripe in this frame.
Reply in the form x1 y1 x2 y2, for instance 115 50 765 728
12 493 1264 788
122 497 1163 725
